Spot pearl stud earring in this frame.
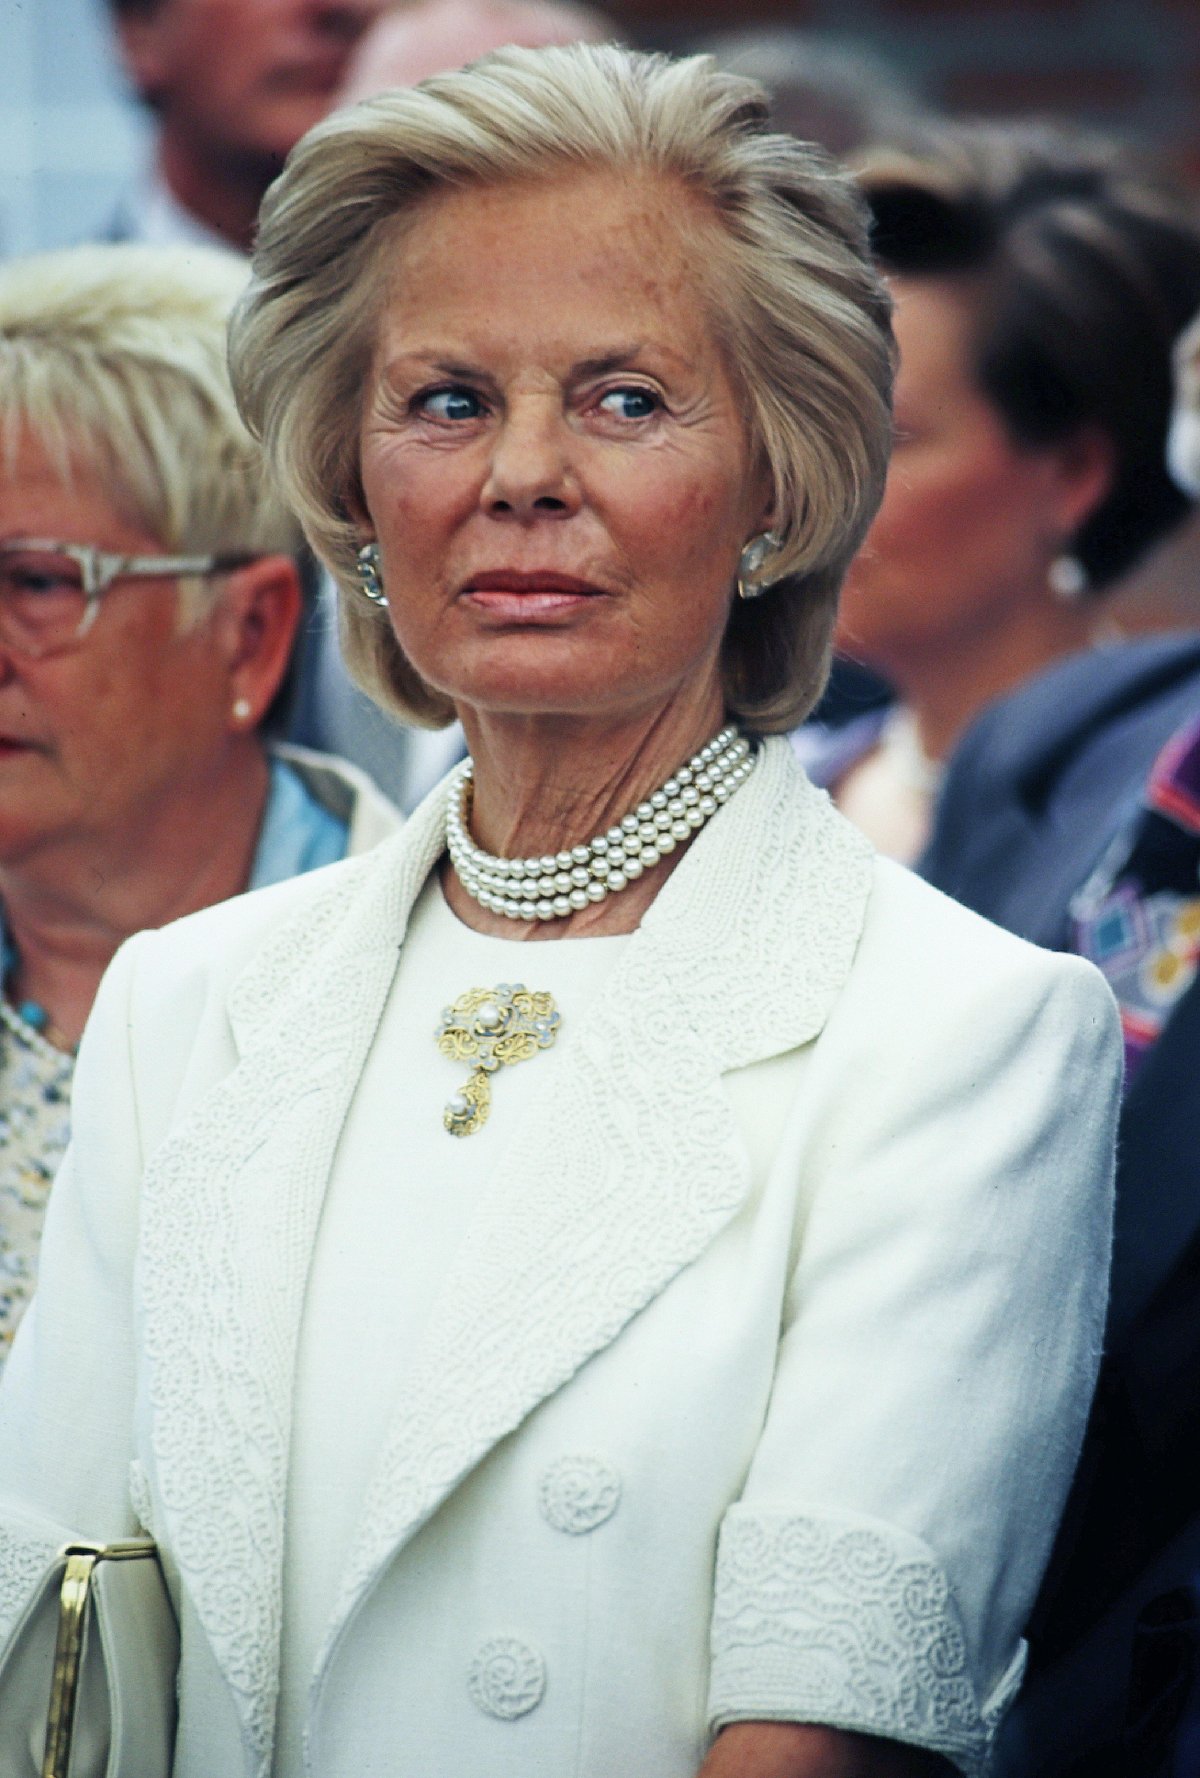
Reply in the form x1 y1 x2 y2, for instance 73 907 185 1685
232 697 252 723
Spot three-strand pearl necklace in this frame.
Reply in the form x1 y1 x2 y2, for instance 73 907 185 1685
446 723 754 922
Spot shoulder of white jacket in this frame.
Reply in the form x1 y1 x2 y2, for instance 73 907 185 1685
863 854 1119 1015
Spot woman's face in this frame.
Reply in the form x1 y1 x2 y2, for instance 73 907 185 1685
836 275 1085 678
356 169 771 732
0 433 242 870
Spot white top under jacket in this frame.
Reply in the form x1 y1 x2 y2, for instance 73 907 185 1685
276 878 628 1775
0 738 1121 1778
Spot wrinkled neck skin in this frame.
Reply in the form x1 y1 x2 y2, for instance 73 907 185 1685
0 738 270 1046
441 693 729 941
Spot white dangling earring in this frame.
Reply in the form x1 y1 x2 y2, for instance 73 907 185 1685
356 542 388 607
1048 553 1088 602
737 531 782 600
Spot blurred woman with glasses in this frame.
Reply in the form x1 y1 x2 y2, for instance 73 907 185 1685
0 243 399 1363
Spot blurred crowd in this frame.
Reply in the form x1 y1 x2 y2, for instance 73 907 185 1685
4 3 1200 1774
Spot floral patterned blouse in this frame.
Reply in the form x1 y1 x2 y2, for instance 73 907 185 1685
0 1002 73 1362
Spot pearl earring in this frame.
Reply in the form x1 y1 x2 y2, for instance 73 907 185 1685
356 542 388 607
232 697 252 723
1048 554 1088 602
737 531 782 601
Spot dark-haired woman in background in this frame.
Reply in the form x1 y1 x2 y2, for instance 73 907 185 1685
793 122 1200 862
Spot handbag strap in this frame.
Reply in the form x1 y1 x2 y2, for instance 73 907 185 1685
42 1541 159 1778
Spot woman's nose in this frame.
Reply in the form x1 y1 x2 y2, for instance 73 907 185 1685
482 403 580 519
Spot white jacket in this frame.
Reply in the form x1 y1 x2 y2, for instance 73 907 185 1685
0 739 1120 1778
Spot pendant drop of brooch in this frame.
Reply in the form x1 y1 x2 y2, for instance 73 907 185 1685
436 984 561 1136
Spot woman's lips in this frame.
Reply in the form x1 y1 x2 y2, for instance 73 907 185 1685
460 571 604 620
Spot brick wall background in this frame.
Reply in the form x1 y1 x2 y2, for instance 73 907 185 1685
2 0 1199 259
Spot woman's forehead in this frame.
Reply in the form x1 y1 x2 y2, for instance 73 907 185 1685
369 169 727 364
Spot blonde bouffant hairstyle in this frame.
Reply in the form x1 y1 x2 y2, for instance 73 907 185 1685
230 42 894 732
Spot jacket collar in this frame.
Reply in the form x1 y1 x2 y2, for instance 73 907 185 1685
136 738 871 1771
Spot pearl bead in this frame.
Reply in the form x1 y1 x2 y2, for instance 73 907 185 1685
446 1093 469 1117
567 888 588 911
585 881 606 902
591 835 609 855
571 845 590 865
681 785 700 806
657 830 677 853
650 790 668 809
622 833 642 856
606 827 624 848
663 778 679 797
535 900 555 920
503 899 522 919
554 871 573 893
540 855 557 874
590 856 611 877
623 855 644 880
671 819 691 840
519 903 537 921
608 868 628 891
476 1001 502 1029
639 845 660 867
667 797 684 818
698 794 717 816
556 850 573 871
637 822 658 844
653 809 672 831
570 865 590 886
621 814 639 833
509 859 526 880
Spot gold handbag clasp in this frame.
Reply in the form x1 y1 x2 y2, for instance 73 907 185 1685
42 1540 159 1778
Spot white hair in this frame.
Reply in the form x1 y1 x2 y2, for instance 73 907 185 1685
0 242 304 626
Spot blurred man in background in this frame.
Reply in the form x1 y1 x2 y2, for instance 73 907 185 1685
105 0 385 250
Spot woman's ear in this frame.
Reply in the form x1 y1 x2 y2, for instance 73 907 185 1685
1048 425 1117 540
215 555 303 731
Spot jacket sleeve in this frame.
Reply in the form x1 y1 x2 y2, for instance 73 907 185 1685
0 936 148 1632
708 938 1122 1778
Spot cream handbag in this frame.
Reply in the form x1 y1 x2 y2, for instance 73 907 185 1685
0 1537 178 1778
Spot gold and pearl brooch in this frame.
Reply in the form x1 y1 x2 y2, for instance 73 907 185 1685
436 984 561 1136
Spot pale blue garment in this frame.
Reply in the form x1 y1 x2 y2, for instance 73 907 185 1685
249 757 349 889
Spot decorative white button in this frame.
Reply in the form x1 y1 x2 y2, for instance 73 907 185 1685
467 1637 546 1720
538 1454 622 1535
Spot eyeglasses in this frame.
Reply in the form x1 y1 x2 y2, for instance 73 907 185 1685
0 539 256 660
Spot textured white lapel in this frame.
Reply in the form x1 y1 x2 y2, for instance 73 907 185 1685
315 741 874 1688
136 789 448 1775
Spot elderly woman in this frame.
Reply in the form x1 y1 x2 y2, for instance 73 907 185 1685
0 46 1120 1778
796 123 1200 863
0 243 398 1360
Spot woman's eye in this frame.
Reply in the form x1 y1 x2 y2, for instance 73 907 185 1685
597 387 660 421
419 387 484 422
